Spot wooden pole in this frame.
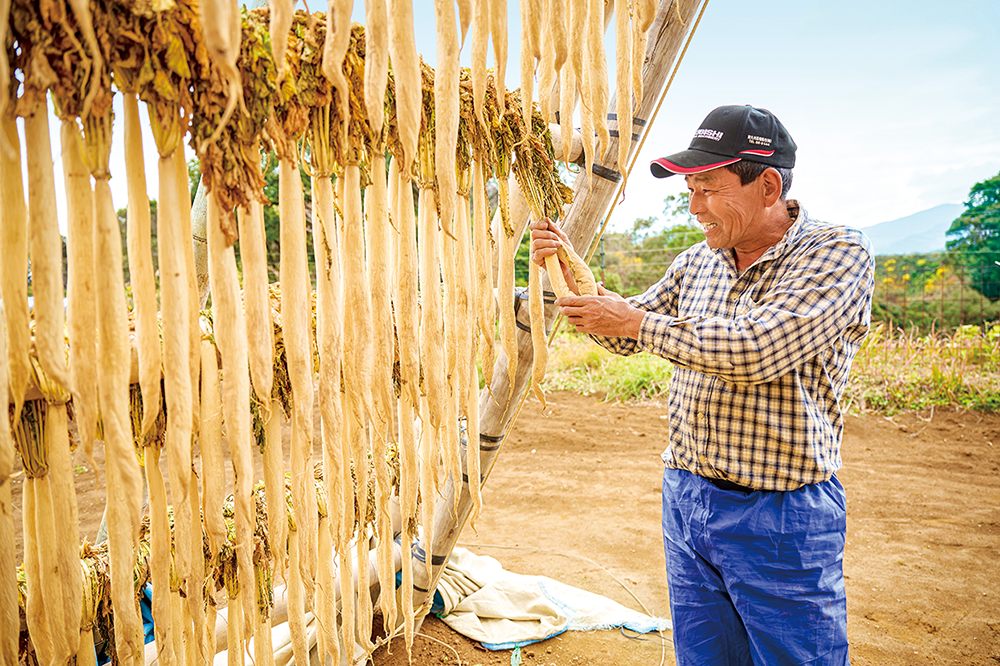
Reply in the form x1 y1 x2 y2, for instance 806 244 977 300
409 0 710 625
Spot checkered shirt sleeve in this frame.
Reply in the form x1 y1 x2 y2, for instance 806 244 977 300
590 204 875 490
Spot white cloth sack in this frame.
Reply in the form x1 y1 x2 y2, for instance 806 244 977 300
436 547 671 650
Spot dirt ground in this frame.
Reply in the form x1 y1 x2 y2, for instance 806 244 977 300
10 391 1000 665
372 391 1000 666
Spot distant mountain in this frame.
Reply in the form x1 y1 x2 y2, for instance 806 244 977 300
859 204 964 256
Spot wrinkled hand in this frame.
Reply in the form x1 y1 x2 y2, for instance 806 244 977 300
557 284 645 338
529 217 578 293
529 217 571 264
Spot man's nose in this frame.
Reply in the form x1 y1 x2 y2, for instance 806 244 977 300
688 192 704 215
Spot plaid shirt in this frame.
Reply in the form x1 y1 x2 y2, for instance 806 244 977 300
593 202 874 491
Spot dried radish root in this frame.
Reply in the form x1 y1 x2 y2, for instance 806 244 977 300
122 95 161 447
388 0 422 171
61 118 100 477
470 0 490 127
0 117 30 422
529 259 548 407
435 0 460 238
279 155 318 607
237 198 274 421
0 302 17 666
472 159 495 390
614 0 633 174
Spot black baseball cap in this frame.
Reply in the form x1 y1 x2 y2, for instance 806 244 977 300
650 105 796 178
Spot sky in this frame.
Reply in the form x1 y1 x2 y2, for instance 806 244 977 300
30 0 1000 235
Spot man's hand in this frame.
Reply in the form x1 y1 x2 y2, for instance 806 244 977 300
557 283 645 339
529 217 578 294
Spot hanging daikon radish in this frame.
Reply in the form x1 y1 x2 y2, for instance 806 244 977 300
560 0 586 166
472 159 495 390
417 184 444 579
365 157 398 642
550 0 568 78
238 200 274 421
15 402 54 666
279 155 319 604
365 0 389 140
632 0 657 108
519 0 541 126
456 0 471 43
333 176 359 658
46 398 83 653
470 0 489 128
152 142 193 666
25 104 78 661
314 491 339 666
496 177 518 399
174 148 203 440
558 61 575 166
535 3 556 125
91 115 145 666
161 149 199 660
489 0 507 115
392 165 420 652
323 0 353 145
0 0 9 130
0 118 29 422
270 0 295 84
62 119 100 479
207 192 258 644
434 0 460 238
614 0 632 174
198 0 244 151
143 441 176 666
123 95 162 446
263 397 287 580
579 60 595 189
200 340 226 561
0 302 16 666
388 0 421 171
25 108 70 396
455 190 482 526
172 145 206 662
312 171 344 663
366 159 395 432
342 163 376 652
587 0 610 164
441 192 463 510
528 260 547 406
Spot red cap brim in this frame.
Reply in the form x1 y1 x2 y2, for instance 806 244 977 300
650 155 742 178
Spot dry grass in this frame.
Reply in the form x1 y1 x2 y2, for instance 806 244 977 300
541 322 1000 414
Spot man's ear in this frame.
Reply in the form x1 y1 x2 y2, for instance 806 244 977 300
761 168 783 207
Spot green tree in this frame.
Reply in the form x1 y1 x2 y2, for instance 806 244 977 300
946 171 1000 300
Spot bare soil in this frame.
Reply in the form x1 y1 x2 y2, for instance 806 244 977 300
11 391 1000 665
373 391 1000 666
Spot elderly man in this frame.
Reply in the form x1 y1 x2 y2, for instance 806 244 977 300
530 105 874 665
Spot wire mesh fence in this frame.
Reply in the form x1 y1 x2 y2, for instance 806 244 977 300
536 244 1000 333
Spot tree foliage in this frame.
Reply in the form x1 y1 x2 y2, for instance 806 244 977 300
946 171 1000 300
586 192 704 296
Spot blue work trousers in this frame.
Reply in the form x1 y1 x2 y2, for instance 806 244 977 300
661 468 850 666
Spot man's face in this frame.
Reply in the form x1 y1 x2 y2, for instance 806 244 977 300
684 168 766 251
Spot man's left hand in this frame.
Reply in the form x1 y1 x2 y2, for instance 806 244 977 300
557 284 645 338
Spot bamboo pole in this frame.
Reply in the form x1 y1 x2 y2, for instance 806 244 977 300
409 0 710 623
